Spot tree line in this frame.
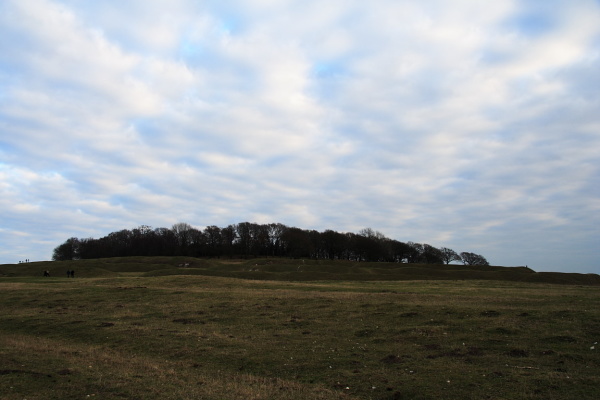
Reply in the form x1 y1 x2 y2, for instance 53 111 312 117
52 222 489 266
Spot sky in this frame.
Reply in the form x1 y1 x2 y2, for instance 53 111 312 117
1 0 599 273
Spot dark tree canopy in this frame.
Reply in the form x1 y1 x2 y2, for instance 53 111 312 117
51 222 488 267
52 237 79 261
440 247 462 265
460 252 490 266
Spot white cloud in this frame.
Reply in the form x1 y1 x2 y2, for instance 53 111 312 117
0 0 599 272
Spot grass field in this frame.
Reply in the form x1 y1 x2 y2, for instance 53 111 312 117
1 258 599 399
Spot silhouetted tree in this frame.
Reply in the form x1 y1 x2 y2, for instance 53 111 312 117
234 222 253 258
204 225 222 257
321 229 347 260
406 242 423 263
440 247 461 264
352 229 383 261
52 237 80 261
251 223 270 256
188 227 206 256
267 223 287 256
172 222 194 255
386 239 412 263
131 225 155 256
77 237 103 259
460 252 489 266
105 229 132 257
281 227 314 258
421 244 444 264
154 227 177 256
220 225 237 258
51 222 491 266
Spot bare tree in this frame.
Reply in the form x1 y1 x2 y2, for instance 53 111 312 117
440 247 462 264
172 222 194 255
460 252 489 266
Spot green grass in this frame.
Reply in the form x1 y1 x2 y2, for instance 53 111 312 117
1 258 599 399
2 256 598 285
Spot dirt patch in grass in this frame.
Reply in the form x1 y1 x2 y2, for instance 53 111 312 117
400 312 419 318
492 327 516 335
172 318 205 325
544 335 577 343
426 346 484 359
355 329 374 337
506 348 529 357
117 286 148 290
480 310 501 317
381 354 409 364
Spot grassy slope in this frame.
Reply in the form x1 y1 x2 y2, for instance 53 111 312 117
1 274 599 400
1 258 599 399
1 256 599 285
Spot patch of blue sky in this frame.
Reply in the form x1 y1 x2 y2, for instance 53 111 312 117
217 16 244 36
130 118 164 141
478 49 515 66
0 62 20 81
312 60 348 80
178 156 209 170
178 36 204 60
177 40 225 72
477 111 529 143
556 58 600 100
454 170 481 186
177 38 259 91
259 155 290 169
0 69 27 107
308 60 350 102
0 141 19 162
512 14 555 36
332 120 365 139
205 0 247 35
503 5 557 37
108 194 137 209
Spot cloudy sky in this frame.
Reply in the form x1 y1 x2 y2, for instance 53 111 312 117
1 0 599 273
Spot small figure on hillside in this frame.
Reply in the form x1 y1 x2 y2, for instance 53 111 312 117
70 270 75 278
43 270 50 277
67 270 71 278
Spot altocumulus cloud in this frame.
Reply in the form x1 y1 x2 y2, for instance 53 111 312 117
0 0 599 273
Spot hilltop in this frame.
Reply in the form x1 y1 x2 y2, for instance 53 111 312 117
2 256 599 285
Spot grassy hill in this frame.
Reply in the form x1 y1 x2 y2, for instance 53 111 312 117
1 267 599 399
1 256 599 285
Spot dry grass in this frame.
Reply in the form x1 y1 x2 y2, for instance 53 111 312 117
1 273 599 399
1 333 351 400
